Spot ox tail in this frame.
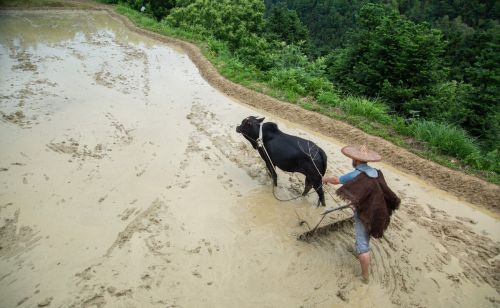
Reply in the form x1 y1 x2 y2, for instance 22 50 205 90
314 145 328 176
317 147 328 176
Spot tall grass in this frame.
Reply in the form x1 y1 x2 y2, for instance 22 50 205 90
318 91 391 124
410 120 480 161
339 96 392 124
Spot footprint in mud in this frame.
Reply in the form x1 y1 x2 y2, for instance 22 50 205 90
98 195 107 204
192 269 202 278
1 110 30 128
118 208 137 221
187 246 201 254
37 296 54 307
0 209 41 259
173 179 190 189
104 200 166 257
17 296 31 306
47 138 106 161
105 113 134 145
201 238 216 255
139 273 153 290
135 168 146 177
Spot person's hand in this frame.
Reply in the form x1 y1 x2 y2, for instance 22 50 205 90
322 176 340 185
323 176 340 185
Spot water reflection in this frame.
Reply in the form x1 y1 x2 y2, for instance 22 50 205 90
0 10 156 50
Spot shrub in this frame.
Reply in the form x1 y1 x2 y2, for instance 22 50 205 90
269 68 307 97
265 3 310 47
410 120 481 161
483 150 500 173
317 91 341 106
207 38 230 58
166 0 265 50
235 34 275 70
327 3 447 114
403 81 473 125
338 96 391 124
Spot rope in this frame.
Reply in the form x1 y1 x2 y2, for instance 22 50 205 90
240 130 313 202
297 141 344 204
240 126 338 204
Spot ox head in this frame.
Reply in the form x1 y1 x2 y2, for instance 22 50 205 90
236 116 265 149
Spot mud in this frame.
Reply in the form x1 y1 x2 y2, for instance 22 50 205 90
0 9 499 308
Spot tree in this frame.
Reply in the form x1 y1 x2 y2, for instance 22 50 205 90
463 25 500 149
166 0 266 49
265 0 378 57
327 3 447 114
150 0 176 20
265 3 310 47
166 0 273 69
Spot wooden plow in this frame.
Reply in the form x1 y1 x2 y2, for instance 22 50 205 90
296 204 354 241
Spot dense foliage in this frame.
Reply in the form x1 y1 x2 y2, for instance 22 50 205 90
327 4 447 115
109 0 499 179
266 0 499 157
265 3 310 48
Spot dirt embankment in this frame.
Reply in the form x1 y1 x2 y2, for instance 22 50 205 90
13 1 499 212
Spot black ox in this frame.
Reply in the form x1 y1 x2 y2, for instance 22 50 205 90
236 116 327 206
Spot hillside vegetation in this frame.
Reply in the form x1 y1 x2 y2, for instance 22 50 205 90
102 0 499 183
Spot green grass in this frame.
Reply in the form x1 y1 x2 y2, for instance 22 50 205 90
410 120 481 160
337 96 392 124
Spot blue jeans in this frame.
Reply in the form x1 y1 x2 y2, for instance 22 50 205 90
354 211 370 254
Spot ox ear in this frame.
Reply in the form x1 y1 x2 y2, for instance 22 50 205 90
257 117 265 123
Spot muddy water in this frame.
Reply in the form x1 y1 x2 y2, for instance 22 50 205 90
0 10 498 308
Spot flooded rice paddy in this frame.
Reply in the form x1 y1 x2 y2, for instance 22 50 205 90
0 10 498 307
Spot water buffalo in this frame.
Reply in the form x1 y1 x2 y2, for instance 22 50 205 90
236 116 327 206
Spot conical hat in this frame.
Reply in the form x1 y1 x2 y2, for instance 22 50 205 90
341 145 381 162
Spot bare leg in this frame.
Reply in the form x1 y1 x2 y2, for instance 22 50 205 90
358 252 370 282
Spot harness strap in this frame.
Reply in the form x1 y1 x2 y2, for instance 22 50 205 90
256 122 275 171
257 122 264 148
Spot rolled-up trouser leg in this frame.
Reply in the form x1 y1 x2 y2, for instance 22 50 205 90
354 211 370 254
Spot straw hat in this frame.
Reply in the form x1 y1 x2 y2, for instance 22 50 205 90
341 145 381 162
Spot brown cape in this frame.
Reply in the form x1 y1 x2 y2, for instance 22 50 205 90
336 170 400 238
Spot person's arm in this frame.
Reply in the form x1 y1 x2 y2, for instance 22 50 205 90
322 176 340 185
323 170 361 185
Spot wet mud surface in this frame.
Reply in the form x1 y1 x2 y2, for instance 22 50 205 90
0 10 499 308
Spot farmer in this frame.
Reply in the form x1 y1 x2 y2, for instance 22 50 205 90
322 145 400 282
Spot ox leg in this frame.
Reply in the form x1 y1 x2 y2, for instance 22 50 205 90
259 150 277 186
304 176 325 207
263 159 278 186
268 164 278 186
314 181 326 207
302 178 313 196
